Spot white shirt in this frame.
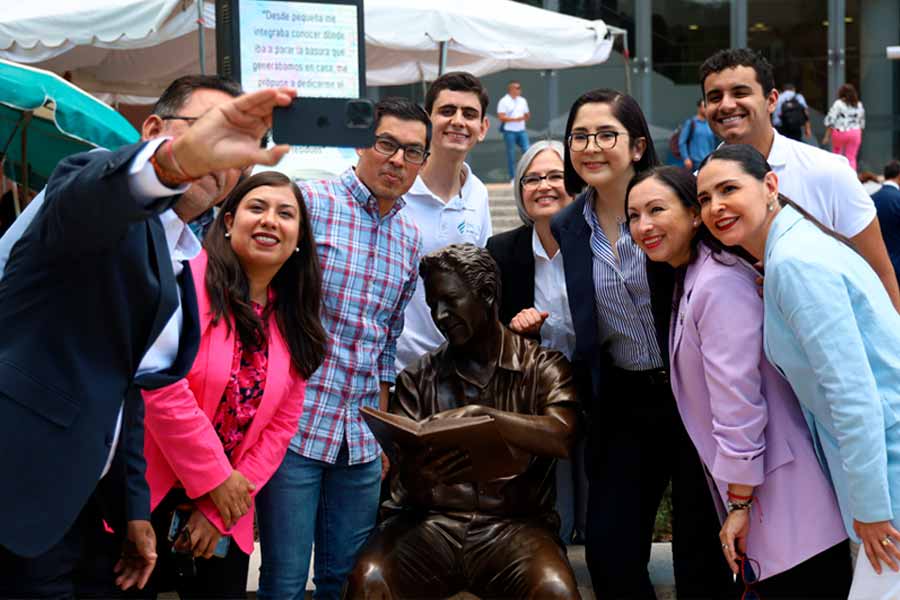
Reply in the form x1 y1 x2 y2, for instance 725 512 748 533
0 138 197 479
532 228 576 360
395 164 492 372
497 94 530 132
767 130 876 238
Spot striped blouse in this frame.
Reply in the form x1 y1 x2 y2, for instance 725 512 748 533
581 191 663 371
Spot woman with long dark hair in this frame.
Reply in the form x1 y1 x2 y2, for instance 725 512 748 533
137 171 327 597
697 144 900 599
550 89 735 598
627 165 850 598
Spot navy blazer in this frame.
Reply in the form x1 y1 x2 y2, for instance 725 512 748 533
486 225 537 335
0 142 200 557
872 184 900 286
550 191 674 413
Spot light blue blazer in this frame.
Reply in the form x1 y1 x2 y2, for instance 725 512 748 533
763 204 900 541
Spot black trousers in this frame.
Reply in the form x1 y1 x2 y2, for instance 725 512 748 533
123 489 250 600
752 540 852 600
584 368 738 600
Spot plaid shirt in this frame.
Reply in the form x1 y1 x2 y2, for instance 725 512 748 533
289 168 422 465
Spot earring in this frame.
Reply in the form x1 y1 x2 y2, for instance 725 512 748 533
692 219 700 226
295 247 300 253
224 231 231 238
768 203 775 212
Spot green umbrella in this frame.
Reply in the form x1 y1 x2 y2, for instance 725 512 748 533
0 58 139 208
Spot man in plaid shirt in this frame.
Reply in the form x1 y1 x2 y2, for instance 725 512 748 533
255 97 429 600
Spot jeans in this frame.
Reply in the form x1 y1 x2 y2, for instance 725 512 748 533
503 130 530 179
255 443 382 600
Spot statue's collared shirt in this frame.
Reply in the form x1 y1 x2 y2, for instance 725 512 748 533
389 327 577 519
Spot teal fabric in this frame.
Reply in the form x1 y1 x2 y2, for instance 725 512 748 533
0 60 139 190
763 204 900 541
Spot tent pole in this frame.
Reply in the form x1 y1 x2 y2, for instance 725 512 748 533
621 30 632 96
438 41 448 76
20 110 32 210
197 0 206 75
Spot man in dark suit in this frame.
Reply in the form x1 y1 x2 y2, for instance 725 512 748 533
872 160 900 289
0 76 295 597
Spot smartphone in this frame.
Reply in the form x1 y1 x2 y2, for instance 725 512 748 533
168 510 231 559
272 97 375 147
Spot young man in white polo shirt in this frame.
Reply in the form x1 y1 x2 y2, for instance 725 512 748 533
699 48 900 310
395 72 493 372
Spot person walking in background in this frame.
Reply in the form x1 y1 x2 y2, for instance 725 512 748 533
136 172 327 598
254 98 427 600
872 160 900 289
497 80 531 180
824 83 866 171
772 83 812 142
395 72 492 373
486 140 587 545
698 143 900 599
551 88 735 599
628 165 850 598
678 100 717 170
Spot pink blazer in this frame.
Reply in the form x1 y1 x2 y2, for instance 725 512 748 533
668 242 846 580
142 250 306 554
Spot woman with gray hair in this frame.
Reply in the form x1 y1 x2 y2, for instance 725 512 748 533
486 139 586 544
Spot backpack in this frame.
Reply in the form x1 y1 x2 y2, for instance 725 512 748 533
780 97 807 130
669 118 695 162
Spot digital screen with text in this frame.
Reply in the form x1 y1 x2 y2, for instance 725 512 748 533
239 0 360 97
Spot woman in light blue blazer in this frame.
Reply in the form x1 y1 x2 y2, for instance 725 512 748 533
626 166 849 598
697 144 900 598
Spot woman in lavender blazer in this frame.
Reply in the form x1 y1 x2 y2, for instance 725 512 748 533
626 166 850 597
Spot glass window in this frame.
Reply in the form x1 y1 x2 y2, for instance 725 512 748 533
651 0 730 86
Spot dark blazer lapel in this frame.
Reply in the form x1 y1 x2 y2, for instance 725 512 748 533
554 196 598 361
514 226 536 310
647 259 675 366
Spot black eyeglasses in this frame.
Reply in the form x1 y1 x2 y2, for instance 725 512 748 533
372 135 429 165
159 115 200 124
567 130 628 152
521 171 565 189
736 554 761 600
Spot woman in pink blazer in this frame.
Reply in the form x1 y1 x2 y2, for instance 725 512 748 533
139 171 327 598
626 166 850 598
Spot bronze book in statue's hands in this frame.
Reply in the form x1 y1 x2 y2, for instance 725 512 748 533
360 406 525 482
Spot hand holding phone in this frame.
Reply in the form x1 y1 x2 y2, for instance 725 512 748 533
169 509 230 559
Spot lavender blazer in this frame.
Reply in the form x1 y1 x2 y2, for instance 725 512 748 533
668 242 846 580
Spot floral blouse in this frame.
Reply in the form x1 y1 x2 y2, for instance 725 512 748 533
824 99 865 131
213 300 271 457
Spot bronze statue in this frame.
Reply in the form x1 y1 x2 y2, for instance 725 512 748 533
346 243 581 600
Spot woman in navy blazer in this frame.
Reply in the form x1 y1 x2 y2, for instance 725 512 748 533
627 165 850 597
549 89 733 598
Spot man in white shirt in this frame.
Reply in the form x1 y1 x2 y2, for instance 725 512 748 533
699 48 900 310
395 72 493 372
0 76 294 597
497 80 531 180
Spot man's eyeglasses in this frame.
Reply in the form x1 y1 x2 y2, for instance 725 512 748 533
159 115 200 124
372 136 429 165
736 553 761 600
567 130 628 152
521 171 565 189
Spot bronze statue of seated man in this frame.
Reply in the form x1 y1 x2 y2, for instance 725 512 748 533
346 244 581 600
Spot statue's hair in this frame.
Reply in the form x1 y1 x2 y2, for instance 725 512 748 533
419 243 501 307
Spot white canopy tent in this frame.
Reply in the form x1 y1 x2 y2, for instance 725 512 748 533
0 0 625 103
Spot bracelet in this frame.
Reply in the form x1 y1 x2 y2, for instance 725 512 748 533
727 491 753 501
727 499 753 513
149 139 197 186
